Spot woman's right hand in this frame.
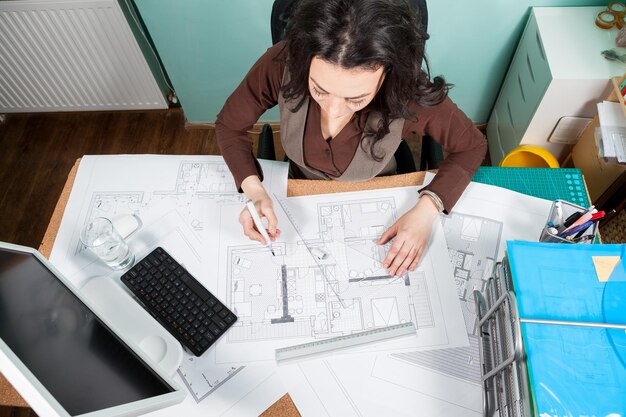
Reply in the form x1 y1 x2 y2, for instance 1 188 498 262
240 175 280 244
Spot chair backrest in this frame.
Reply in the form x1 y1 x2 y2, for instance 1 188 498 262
271 0 428 45
270 0 297 45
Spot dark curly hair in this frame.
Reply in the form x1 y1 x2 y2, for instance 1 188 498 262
279 0 449 159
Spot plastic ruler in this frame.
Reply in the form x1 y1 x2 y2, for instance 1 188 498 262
275 322 415 363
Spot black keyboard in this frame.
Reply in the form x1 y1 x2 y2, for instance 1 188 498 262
120 247 237 356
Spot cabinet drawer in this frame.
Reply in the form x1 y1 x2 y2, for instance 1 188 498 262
487 108 505 164
487 98 519 164
522 15 552 94
503 16 552 139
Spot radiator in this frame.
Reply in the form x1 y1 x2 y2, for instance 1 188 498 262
0 0 167 112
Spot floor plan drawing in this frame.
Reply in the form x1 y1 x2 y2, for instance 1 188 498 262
225 245 433 343
178 355 244 402
215 189 468 364
388 212 502 383
51 155 286 267
73 160 254 254
227 198 434 341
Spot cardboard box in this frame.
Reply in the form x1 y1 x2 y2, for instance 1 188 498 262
571 116 626 203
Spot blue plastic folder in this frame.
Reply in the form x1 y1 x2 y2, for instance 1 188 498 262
506 241 626 416
508 242 625 323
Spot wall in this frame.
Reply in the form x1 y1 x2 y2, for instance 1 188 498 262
134 0 608 124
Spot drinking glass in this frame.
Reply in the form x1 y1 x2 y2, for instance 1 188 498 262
80 217 135 270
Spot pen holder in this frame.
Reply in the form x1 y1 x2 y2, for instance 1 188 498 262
539 200 598 244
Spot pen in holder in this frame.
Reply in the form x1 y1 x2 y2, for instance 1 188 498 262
539 200 598 244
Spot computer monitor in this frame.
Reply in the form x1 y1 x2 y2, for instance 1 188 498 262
0 242 186 417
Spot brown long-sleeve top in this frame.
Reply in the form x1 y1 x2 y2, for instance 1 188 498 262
216 42 487 213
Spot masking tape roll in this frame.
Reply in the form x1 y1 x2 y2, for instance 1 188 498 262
608 2 626 15
618 13 626 29
596 10 617 30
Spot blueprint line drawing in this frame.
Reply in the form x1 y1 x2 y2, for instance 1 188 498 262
215 188 468 364
388 212 503 383
178 356 244 403
284 353 482 417
74 161 252 254
226 198 435 342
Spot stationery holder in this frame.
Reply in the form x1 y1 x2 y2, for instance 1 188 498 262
539 199 597 244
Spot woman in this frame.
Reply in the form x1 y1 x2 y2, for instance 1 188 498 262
216 0 487 277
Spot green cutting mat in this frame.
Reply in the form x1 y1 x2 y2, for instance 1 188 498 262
472 167 591 207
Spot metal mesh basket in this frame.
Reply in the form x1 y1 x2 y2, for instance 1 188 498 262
473 259 532 417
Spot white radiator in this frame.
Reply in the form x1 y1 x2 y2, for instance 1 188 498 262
0 0 167 112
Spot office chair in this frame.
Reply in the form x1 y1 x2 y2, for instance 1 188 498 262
259 0 442 172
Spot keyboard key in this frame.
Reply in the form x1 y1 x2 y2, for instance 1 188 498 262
209 324 221 336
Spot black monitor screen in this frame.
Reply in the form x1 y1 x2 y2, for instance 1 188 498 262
0 249 174 416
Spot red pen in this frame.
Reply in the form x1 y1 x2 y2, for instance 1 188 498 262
589 211 605 221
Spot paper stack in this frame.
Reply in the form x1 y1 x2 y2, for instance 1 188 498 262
596 101 626 164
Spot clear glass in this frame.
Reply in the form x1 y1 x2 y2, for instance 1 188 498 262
80 217 135 270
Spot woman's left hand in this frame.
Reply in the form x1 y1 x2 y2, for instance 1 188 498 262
377 195 440 276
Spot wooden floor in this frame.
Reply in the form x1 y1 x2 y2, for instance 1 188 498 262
0 109 223 249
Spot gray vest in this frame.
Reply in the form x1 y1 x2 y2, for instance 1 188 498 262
278 80 405 182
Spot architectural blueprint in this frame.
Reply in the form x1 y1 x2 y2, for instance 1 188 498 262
384 211 503 385
51 155 286 274
279 182 554 417
48 155 290 413
211 187 468 364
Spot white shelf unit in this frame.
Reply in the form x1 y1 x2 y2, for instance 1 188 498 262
487 7 625 165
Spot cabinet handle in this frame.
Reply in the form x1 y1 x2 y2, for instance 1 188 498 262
536 32 546 61
507 101 515 128
526 54 535 83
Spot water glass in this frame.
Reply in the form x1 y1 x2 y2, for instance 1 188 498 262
80 217 135 270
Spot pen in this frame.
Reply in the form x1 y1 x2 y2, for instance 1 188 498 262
560 206 595 235
561 220 594 238
563 211 583 228
246 201 276 256
572 234 595 243
589 211 605 221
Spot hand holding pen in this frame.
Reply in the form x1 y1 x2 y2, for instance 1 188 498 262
239 176 280 255
243 200 279 256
